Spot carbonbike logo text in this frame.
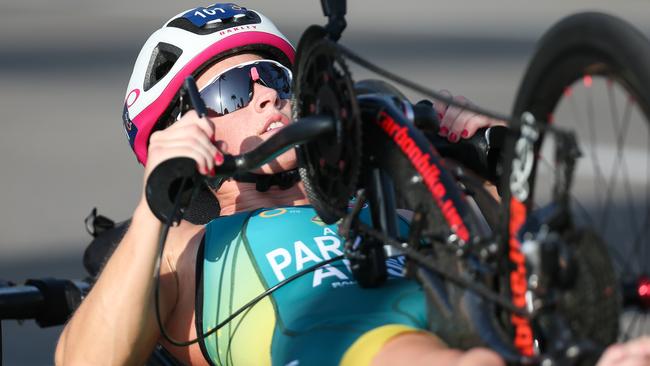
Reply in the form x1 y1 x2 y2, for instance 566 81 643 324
377 112 470 242
508 199 534 356
508 112 539 357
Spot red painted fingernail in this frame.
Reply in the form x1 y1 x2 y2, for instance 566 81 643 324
449 133 458 142
209 167 216 177
214 151 224 166
461 129 469 138
439 126 449 136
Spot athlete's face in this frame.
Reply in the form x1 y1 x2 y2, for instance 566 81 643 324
197 53 295 174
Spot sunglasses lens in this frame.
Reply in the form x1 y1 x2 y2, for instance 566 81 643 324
200 67 252 116
219 68 256 115
256 63 292 99
200 61 292 116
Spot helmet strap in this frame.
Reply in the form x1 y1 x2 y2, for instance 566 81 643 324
206 169 300 192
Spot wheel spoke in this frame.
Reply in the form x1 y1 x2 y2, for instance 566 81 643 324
600 96 633 216
570 88 608 216
645 123 650 275
537 148 631 270
600 95 638 274
639 312 648 334
622 310 640 342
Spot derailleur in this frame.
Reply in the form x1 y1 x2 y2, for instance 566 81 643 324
338 191 389 288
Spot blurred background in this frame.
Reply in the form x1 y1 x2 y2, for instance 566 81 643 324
1 1 649 364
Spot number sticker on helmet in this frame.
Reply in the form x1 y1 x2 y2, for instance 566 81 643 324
182 3 248 27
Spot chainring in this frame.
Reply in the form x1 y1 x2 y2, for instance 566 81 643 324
292 26 362 224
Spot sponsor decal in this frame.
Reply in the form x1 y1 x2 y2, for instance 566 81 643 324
182 3 247 27
259 208 287 218
510 112 539 201
509 198 534 356
122 104 137 148
218 25 257 36
264 228 405 288
311 215 343 227
125 88 140 108
507 114 538 357
310 215 327 227
376 112 470 242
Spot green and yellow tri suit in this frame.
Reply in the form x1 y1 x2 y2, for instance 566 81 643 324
196 205 428 366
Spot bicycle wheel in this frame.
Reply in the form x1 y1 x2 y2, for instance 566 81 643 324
513 12 650 341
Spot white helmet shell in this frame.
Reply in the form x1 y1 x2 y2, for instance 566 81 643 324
122 3 295 164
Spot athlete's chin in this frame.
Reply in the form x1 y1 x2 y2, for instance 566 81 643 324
255 149 298 174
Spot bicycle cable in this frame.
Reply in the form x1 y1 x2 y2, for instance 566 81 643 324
334 41 570 138
151 36 541 347
333 203 529 317
152 181 345 346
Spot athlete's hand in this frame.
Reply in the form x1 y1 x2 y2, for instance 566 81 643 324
433 90 506 143
597 337 650 366
144 110 224 181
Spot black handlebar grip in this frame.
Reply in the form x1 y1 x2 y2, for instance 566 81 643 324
144 77 210 224
413 100 507 184
145 157 200 224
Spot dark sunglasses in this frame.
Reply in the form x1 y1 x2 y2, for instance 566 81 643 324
198 59 292 117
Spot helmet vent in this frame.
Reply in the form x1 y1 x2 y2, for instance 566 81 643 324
143 43 183 92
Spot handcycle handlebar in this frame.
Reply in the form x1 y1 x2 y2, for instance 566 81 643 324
225 114 336 174
145 114 336 223
0 279 90 327
145 91 507 224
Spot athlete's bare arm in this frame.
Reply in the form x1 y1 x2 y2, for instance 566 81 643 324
55 111 217 365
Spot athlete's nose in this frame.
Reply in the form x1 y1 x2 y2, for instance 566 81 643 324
253 82 282 113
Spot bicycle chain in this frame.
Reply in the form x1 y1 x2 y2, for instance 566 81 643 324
333 41 571 138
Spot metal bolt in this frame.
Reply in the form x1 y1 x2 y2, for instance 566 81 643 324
529 274 539 289
566 345 580 358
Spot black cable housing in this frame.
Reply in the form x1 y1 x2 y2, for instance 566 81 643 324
152 181 344 346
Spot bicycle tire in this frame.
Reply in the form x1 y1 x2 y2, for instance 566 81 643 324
358 103 519 352
513 11 650 342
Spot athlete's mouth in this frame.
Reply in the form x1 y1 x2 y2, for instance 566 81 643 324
261 114 290 135
266 121 284 132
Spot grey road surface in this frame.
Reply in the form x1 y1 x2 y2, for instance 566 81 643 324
1 1 649 365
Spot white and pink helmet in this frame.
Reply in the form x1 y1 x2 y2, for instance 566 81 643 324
122 3 295 165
